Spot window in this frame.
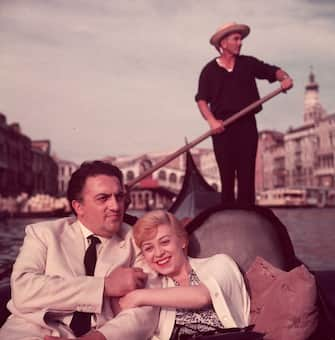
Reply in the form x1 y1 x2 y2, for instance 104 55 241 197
140 159 153 173
126 170 135 181
169 173 177 183
158 170 166 180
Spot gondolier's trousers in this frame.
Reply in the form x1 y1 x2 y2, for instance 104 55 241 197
212 116 258 206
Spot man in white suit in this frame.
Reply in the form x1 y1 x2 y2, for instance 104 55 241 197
0 161 159 340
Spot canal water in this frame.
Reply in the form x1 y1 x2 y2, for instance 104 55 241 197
0 208 334 287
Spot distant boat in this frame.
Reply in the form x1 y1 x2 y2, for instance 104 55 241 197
12 207 71 219
257 188 306 207
257 187 335 208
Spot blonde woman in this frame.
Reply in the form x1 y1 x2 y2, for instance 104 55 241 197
119 210 250 339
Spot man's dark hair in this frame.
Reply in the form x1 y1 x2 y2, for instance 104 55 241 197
67 160 123 215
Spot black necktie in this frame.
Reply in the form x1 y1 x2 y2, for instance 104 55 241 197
70 235 101 337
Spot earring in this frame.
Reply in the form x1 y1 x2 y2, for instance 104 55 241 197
219 47 224 54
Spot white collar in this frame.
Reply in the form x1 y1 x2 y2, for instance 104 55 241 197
77 220 108 245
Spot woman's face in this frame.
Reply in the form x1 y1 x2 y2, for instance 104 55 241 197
141 223 187 277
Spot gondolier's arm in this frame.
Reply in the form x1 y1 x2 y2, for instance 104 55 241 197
197 100 225 135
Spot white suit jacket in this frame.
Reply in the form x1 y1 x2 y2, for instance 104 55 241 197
1 217 159 340
153 254 250 340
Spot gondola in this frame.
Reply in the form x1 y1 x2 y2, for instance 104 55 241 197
168 151 335 339
1 89 334 339
2 151 334 339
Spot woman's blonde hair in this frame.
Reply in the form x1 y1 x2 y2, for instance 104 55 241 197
133 210 188 248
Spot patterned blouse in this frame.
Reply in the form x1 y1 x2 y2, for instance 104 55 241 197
170 269 224 338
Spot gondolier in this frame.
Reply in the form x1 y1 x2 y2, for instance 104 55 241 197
195 22 293 205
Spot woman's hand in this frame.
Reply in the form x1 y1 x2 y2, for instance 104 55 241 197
119 290 142 310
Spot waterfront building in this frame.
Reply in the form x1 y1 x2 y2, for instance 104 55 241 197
0 113 33 196
31 141 58 196
256 130 284 192
314 113 335 187
0 113 60 213
104 148 220 194
256 70 334 193
56 159 78 196
104 153 185 193
102 149 219 211
127 176 175 211
284 124 317 187
197 148 220 191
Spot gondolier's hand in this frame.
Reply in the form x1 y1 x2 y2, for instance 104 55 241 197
208 117 225 134
104 266 148 297
45 330 106 340
280 76 293 92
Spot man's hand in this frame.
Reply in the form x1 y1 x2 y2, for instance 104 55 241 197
208 118 225 134
281 77 293 92
104 267 148 297
44 330 106 340
276 69 293 92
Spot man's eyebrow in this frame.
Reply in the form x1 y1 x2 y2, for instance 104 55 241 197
94 191 124 198
95 193 109 197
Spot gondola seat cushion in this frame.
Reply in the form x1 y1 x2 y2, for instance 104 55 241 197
246 256 318 340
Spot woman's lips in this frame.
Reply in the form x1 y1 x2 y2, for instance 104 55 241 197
155 256 171 266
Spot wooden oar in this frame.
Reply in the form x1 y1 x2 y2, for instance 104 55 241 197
127 86 284 189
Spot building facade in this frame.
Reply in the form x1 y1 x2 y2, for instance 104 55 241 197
31 141 58 196
0 114 33 196
0 112 59 200
314 113 335 187
105 148 220 194
257 71 334 192
57 159 79 196
284 124 317 188
256 130 284 192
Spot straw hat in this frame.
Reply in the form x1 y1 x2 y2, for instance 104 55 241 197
210 22 250 48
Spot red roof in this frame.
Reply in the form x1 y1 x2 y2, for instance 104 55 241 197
138 177 159 188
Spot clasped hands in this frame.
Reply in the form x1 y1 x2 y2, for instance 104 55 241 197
104 266 147 297
44 266 147 340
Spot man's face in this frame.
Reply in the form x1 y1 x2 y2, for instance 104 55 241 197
220 32 243 56
73 174 126 238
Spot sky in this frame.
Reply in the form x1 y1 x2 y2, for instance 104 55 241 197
1 0 334 163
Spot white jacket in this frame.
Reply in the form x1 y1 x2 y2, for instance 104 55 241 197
0 217 159 340
153 254 250 340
